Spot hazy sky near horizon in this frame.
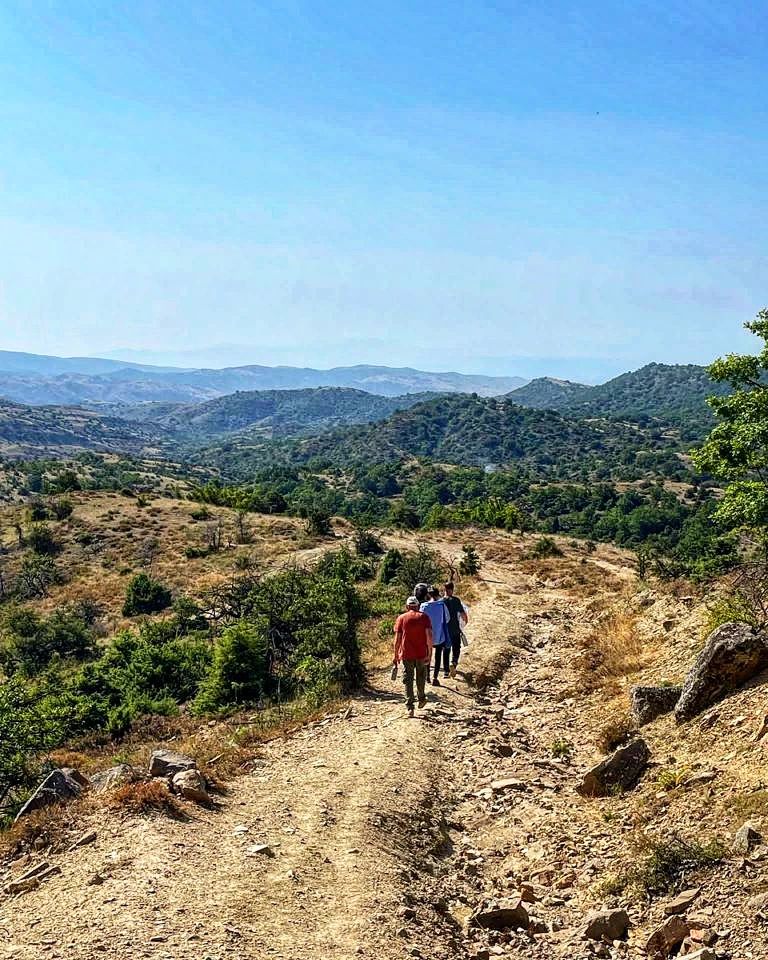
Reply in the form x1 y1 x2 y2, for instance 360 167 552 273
0 1 766 380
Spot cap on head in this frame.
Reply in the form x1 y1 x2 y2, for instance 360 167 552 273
406 596 419 607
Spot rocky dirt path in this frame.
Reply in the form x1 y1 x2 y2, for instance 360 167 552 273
2 546 632 960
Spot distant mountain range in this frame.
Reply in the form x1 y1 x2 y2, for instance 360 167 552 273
0 350 526 405
0 360 726 469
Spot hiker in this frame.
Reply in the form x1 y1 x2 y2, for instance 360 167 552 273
393 596 433 716
414 581 430 605
443 581 469 678
420 586 451 686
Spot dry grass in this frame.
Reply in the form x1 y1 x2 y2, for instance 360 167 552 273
0 800 86 860
104 781 182 817
595 710 637 753
0 490 309 629
579 610 647 693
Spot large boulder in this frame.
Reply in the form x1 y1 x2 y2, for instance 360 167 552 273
148 749 197 779
645 915 690 958
577 738 650 798
675 622 768 722
630 685 681 726
582 908 630 941
90 763 143 794
172 769 210 805
471 898 530 931
14 768 87 822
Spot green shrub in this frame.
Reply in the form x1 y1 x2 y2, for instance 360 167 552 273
379 548 404 584
0 605 95 675
598 832 725 899
15 553 60 599
353 527 384 557
0 679 63 812
26 523 60 556
194 620 269 714
49 497 74 521
304 508 332 537
27 499 48 522
529 536 563 559
122 573 172 617
393 544 443 591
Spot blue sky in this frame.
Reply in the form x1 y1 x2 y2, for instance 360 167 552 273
0 1 765 380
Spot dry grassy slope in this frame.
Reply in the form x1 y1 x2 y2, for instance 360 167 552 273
0 491 322 631
2 529 768 958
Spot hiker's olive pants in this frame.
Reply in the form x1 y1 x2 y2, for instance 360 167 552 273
402 659 427 707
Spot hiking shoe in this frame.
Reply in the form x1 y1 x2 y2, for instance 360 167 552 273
407 705 415 717
432 678 441 687
449 664 457 679
443 671 449 679
418 699 427 709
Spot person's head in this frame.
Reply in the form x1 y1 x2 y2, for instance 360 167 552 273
414 582 429 602
444 581 455 596
428 586 440 600
406 596 419 611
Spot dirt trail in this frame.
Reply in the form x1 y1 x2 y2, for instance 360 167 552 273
2 547 630 960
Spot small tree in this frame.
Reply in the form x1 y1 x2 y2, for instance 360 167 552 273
305 508 332 538
379 548 404 584
693 309 768 538
122 573 172 617
16 553 59 599
459 544 482 576
353 526 384 557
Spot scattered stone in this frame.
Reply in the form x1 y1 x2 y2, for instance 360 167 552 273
582 908 630 942
675 622 768 722
680 951 715 960
90 764 143 794
663 886 700 915
14 768 86 822
148 749 197 779
630 685 681 726
246 843 274 857
172 768 209 805
645 915 690 958
732 820 762 856
87 873 105 886
576 738 650 798
68 830 97 851
489 778 527 794
686 770 717 786
747 891 768 915
4 865 61 896
471 898 530 931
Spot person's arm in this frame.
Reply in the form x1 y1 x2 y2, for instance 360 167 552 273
425 624 433 663
393 618 403 663
459 599 468 625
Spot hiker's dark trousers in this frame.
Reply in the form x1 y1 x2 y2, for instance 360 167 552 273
450 633 462 667
402 659 427 707
432 644 450 680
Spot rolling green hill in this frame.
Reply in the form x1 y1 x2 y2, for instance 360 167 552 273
105 388 437 441
199 394 691 482
508 363 728 438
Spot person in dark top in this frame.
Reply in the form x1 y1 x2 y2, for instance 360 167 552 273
442 581 468 678
413 582 430 606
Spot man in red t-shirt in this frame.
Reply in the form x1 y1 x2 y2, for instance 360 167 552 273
393 596 433 716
